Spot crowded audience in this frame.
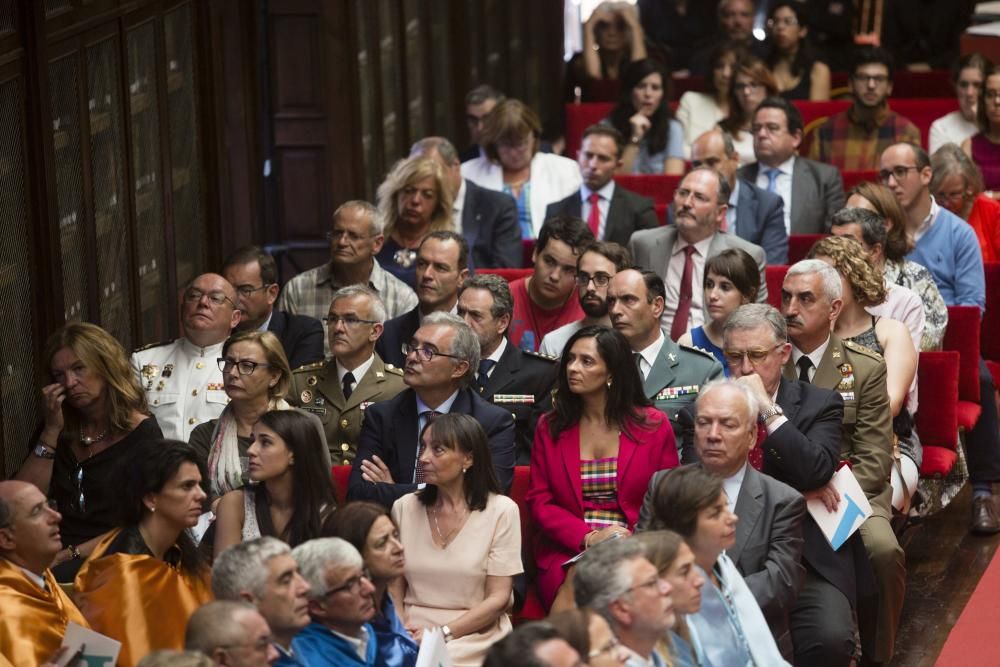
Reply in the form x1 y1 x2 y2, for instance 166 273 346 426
10 6 1000 667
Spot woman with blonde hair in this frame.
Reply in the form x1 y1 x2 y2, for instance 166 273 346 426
16 322 162 578
930 142 1000 263
375 155 455 286
461 99 581 239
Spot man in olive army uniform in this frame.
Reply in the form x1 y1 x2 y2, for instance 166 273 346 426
781 260 901 666
288 285 404 465
607 268 724 460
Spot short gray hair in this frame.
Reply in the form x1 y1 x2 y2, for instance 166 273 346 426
830 207 888 247
574 538 646 622
459 274 514 320
292 537 363 600
410 136 460 167
723 303 787 344
696 378 759 424
422 311 481 385
786 259 842 301
330 284 387 324
136 651 212 667
185 600 257 655
212 537 291 600
333 199 381 235
931 142 984 195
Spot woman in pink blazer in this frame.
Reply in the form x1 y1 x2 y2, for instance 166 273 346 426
526 326 678 610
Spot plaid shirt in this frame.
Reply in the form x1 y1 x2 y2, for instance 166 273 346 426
277 259 417 355
805 105 921 171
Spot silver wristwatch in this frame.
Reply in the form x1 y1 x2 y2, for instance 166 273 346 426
759 403 784 422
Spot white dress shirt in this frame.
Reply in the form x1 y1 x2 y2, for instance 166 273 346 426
790 336 831 383
581 180 616 240
663 236 713 334
634 330 667 381
755 156 795 234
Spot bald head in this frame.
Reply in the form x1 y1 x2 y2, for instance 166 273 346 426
185 601 277 665
181 273 242 346
0 481 63 575
691 130 739 188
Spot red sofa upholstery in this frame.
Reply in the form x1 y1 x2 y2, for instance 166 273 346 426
614 174 682 204
522 239 535 268
765 265 788 309
331 465 350 506
942 305 983 432
916 351 961 477
982 263 1000 363
788 234 826 264
841 170 879 193
509 466 545 622
478 267 534 282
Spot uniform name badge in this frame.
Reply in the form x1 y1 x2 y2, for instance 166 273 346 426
492 394 535 404
656 384 700 401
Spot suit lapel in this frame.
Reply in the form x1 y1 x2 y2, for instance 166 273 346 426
645 338 679 397
399 392 421 476
775 377 801 420
813 336 845 391
657 228 678 288
343 356 387 411
731 466 764 565
605 188 625 242
484 343 519 396
267 310 287 337
790 159 806 233
560 422 584 514
617 428 638 481
735 181 754 238
461 184 479 253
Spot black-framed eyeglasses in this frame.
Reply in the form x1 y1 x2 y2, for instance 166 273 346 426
323 314 379 328
234 284 273 298
878 166 920 183
723 343 785 366
326 568 372 597
402 343 464 362
184 288 238 309
218 358 272 375
576 271 613 288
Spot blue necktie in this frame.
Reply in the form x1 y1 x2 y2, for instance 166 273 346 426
477 359 497 393
766 168 780 193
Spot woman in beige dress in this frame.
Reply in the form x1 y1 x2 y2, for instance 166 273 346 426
390 413 522 667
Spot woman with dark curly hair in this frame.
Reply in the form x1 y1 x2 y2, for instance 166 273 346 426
74 440 212 666
605 58 685 175
16 322 163 578
527 325 677 611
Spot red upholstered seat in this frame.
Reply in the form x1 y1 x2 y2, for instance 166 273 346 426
788 234 826 264
765 265 788 309
509 466 544 622
942 306 983 431
982 263 1000 364
478 268 534 282
331 465 350 506
614 174 682 204
841 170 879 193
521 239 535 268
655 202 668 225
565 103 613 160
915 351 960 476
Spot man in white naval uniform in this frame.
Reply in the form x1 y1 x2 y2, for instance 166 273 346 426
131 273 242 441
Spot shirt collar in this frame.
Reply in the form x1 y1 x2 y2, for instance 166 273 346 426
674 234 715 256
769 155 795 174
487 336 508 364
330 625 369 661
791 335 831 371
337 353 375 384
256 311 273 333
581 179 616 202
16 565 47 592
180 337 226 356
416 389 460 414
914 195 940 239
728 180 740 208
635 330 666 368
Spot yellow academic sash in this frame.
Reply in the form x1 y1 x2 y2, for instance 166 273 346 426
74 529 212 667
0 558 89 666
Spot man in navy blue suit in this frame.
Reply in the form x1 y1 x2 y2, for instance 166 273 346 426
348 312 515 507
223 246 324 369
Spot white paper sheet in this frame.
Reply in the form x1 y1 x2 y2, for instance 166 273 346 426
415 627 454 667
58 621 121 667
806 465 873 551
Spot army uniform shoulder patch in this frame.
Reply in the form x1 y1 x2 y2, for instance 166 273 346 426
292 360 327 374
678 343 718 362
522 349 558 363
842 339 884 361
383 363 404 377
133 339 176 353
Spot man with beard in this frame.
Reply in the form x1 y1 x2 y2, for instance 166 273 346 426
539 240 631 357
628 167 767 342
376 231 470 368
805 46 920 171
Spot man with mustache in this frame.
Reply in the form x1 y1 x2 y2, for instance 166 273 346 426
0 481 90 666
288 286 405 466
781 260 902 667
376 231 469 368
538 240 631 357
628 167 767 342
131 272 241 441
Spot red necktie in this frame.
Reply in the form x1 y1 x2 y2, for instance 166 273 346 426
670 246 697 341
587 192 601 237
748 422 767 471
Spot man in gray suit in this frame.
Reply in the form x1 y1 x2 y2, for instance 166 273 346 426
638 380 806 660
608 268 723 448
628 166 768 340
739 97 846 235
686 128 788 265
545 125 660 247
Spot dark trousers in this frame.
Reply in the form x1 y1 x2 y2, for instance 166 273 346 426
789 567 856 667
967 358 1000 483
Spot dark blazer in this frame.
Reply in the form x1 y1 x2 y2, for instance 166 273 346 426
739 158 845 235
667 179 787 265
545 184 659 248
375 307 421 369
267 309 324 369
638 464 805 656
480 342 557 465
462 180 522 270
347 387 516 507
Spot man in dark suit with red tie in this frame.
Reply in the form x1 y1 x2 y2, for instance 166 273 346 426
545 125 659 248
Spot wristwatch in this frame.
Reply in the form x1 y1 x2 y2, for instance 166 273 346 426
33 444 56 459
759 403 784 422
441 625 453 643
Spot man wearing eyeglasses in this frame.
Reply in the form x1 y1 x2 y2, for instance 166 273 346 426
0 481 90 666
223 246 323 370
739 97 844 237
288 286 405 466
348 312 515 507
721 304 856 667
539 241 631 358
131 272 241 441
780 260 901 667
805 46 920 171
185 600 279 666
290 538 379 665
277 200 418 356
